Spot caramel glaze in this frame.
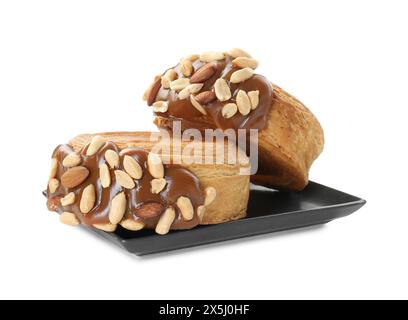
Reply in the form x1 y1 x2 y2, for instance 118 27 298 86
47 142 205 231
153 55 273 132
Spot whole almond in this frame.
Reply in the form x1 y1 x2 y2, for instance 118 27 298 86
190 63 216 83
135 202 164 219
62 153 82 168
48 178 60 193
197 205 206 222
221 103 238 119
161 69 177 89
214 78 231 101
93 223 117 232
105 149 119 169
170 78 190 91
230 67 254 84
236 90 251 116
123 155 143 179
150 178 167 194
177 196 194 221
60 212 79 226
195 91 216 105
120 219 145 231
60 192 75 206
147 152 164 178
155 207 176 235
229 48 252 58
99 163 111 188
190 95 207 115
200 51 225 62
232 57 259 69
114 170 135 189
80 184 96 214
204 187 217 206
86 135 105 156
49 158 58 179
152 101 168 113
180 59 193 77
248 90 260 109
61 166 89 188
146 76 161 106
109 192 126 224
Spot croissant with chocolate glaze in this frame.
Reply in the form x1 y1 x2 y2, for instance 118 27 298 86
144 49 324 190
46 132 250 235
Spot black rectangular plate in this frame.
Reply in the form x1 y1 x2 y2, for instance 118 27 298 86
72 181 365 256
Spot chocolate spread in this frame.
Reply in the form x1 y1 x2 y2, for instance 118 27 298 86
151 55 273 131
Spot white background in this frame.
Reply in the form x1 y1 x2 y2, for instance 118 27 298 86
0 0 407 300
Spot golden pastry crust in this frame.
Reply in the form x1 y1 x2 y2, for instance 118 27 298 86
154 84 324 190
254 85 324 190
69 132 249 225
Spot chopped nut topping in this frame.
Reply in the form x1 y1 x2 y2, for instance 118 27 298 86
200 51 225 62
152 101 169 113
170 78 190 91
184 54 199 62
60 192 75 206
114 170 136 189
190 95 207 115
221 103 238 119
151 178 167 194
232 57 259 69
229 48 252 58
236 90 251 115
180 59 193 77
161 69 178 89
248 90 260 109
230 67 254 83
214 78 231 102
48 178 60 194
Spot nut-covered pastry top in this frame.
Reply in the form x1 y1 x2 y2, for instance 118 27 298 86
46 136 216 235
144 49 273 131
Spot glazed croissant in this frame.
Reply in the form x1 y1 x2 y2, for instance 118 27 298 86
144 49 324 190
46 132 250 235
